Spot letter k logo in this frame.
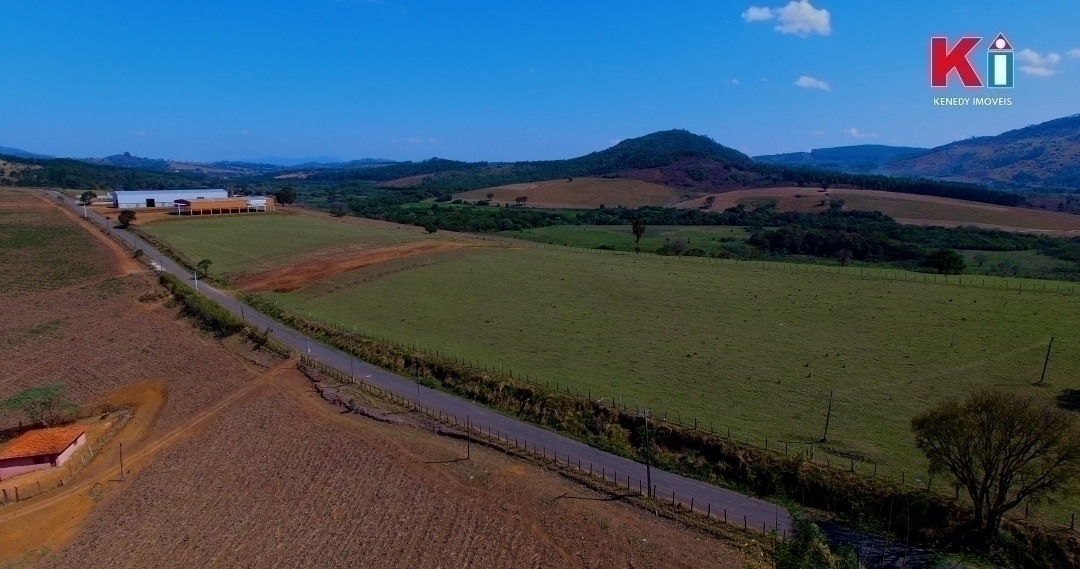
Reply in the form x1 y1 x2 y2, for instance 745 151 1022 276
931 37 983 87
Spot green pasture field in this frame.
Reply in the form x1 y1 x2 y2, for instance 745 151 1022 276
139 213 431 275
151 216 1080 521
271 247 1080 470
961 249 1076 279
504 225 753 254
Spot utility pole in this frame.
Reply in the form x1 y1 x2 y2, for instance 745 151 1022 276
306 336 311 355
193 270 199 292
1039 337 1054 384
821 390 834 443
639 408 652 497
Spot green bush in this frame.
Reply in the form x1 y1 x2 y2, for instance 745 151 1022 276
775 519 858 569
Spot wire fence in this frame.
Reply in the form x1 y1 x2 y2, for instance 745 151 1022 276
0 407 132 507
512 239 1080 295
298 355 789 538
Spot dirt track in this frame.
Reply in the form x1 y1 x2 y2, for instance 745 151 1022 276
238 241 482 292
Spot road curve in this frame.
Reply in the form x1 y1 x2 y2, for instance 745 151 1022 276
50 191 795 535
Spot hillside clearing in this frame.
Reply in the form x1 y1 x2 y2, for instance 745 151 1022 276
676 187 1080 234
456 177 691 208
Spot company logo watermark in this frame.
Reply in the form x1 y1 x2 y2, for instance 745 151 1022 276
930 33 1014 107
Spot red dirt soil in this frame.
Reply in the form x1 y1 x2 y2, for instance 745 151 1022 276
238 240 484 292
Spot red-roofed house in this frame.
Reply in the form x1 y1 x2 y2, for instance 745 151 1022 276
0 426 87 481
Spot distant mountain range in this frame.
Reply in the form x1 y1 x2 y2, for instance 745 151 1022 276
0 146 53 159
4 113 1079 191
754 145 929 173
239 156 344 167
753 114 1080 190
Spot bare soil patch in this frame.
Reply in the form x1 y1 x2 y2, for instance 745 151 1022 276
457 177 688 209
238 240 484 293
40 369 753 569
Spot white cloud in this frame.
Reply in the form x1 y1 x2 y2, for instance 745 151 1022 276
844 128 877 139
241 130 250 135
408 138 424 144
1069 49 1080 59
1018 49 1062 76
725 78 741 85
742 6 774 21
794 75 831 91
742 1 831 36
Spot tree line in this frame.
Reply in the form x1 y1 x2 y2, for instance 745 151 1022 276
1 156 206 190
345 197 1080 274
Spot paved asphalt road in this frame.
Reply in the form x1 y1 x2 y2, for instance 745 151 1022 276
49 191 930 566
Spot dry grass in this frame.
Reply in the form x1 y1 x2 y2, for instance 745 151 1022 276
676 187 1080 234
456 177 689 208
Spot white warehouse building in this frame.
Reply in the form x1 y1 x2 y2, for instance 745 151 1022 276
111 189 228 209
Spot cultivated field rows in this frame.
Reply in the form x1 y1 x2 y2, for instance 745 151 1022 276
43 377 752 569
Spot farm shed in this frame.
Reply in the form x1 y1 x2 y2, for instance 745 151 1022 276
0 426 87 481
174 196 276 215
111 189 228 209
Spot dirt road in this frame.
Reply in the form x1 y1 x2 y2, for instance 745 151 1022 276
238 241 482 292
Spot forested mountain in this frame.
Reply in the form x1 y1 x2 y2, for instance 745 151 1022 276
306 130 754 190
884 114 1080 189
754 145 928 173
83 152 172 171
2 156 207 190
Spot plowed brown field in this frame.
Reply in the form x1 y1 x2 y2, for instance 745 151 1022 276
238 241 483 292
41 370 752 569
0 189 267 433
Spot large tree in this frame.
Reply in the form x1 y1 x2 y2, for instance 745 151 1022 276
274 187 297 206
630 219 646 253
1 384 78 427
921 249 966 275
117 209 136 228
912 390 1080 538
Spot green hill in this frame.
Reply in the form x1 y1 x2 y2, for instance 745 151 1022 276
305 130 754 191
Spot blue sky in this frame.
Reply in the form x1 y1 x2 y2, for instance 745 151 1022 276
2 0 1078 162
